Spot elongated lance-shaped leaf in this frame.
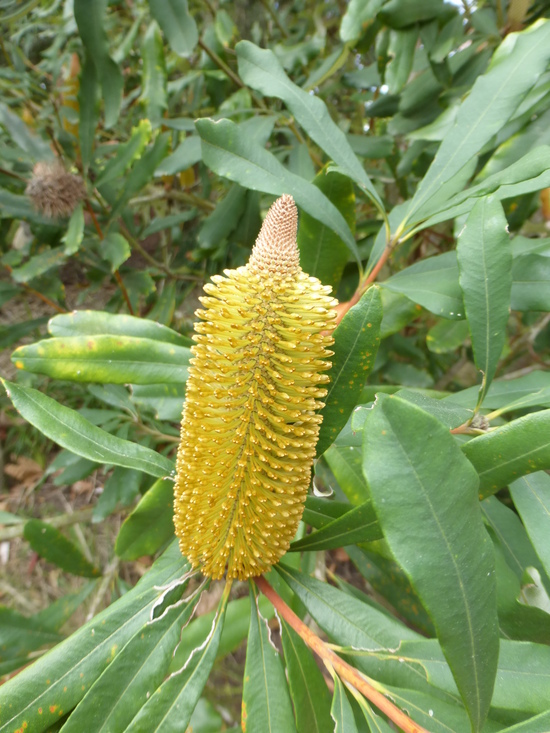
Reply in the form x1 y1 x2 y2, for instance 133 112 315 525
140 21 167 124
510 472 550 579
24 520 100 578
416 145 550 230
348 687 395 732
48 309 192 347
116 478 175 560
236 41 383 210
390 637 550 716
12 335 190 385
242 584 297 733
361 394 498 732
148 0 198 56
462 409 550 499
195 117 361 265
407 20 550 224
78 56 99 170
381 251 464 320
74 0 123 129
61 579 200 733
125 582 231 733
1 379 174 478
290 499 382 552
281 619 333 733
0 542 186 733
297 170 355 292
316 286 382 456
330 675 359 733
497 710 550 732
95 120 152 188
457 197 512 408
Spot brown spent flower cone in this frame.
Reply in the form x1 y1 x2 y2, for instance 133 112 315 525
174 194 337 580
26 160 85 219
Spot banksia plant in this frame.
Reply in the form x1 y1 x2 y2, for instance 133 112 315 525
174 194 337 580
26 160 85 219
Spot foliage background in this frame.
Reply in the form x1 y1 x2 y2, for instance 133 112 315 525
1 0 550 731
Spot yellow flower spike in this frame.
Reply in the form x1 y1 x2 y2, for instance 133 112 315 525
174 194 337 580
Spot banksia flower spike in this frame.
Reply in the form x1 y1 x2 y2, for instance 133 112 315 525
174 194 337 580
26 160 85 219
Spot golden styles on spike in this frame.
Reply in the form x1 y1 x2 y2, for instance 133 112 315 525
173 194 337 580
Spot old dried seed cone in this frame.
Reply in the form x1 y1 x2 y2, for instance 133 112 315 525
174 194 337 580
26 160 85 219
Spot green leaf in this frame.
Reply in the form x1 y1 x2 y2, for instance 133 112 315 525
12 335 190 385
48 310 192 347
125 583 230 733
340 0 384 43
297 170 355 292
418 146 550 230
382 251 464 320
0 102 52 160
275 564 419 653
195 117 361 265
462 410 550 499
95 120 152 188
301 496 353 528
0 316 49 350
74 0 124 128
0 542 186 733
141 21 167 124
0 607 63 661
290 500 382 552
407 20 550 223
78 56 99 169
317 286 382 456
10 246 67 284
457 197 512 406
324 444 371 504
281 619 333 733
330 676 358 733
60 577 198 733
491 539 550 644
444 372 550 412
98 232 131 272
1 379 174 478
169 595 274 673
111 134 170 216
62 202 85 255
155 136 202 176
385 29 417 94
388 389 473 429
347 546 435 636
391 637 550 716
236 41 383 209
481 496 547 583
498 710 550 732
242 585 297 733
116 478 175 560
94 465 142 521
426 318 470 354
510 472 550 579
23 520 100 578
0 188 51 224
361 394 498 732
511 254 550 311
34 583 95 633
130 383 186 421
148 0 198 56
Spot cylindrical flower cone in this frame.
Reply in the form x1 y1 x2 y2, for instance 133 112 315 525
174 194 337 580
